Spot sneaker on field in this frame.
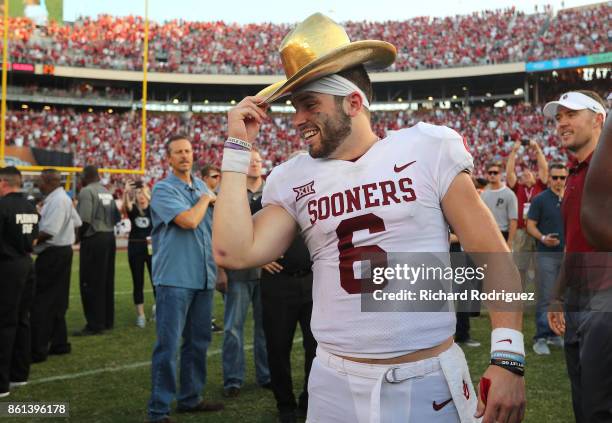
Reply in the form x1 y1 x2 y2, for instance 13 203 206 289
533 338 551 355
547 336 564 348
457 338 481 348
136 315 146 328
212 319 223 333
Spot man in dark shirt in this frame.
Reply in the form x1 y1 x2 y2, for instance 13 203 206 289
544 90 612 423
526 163 567 355
260 218 317 422
256 152 316 423
0 166 38 397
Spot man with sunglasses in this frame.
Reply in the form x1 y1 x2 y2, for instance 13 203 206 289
525 163 567 355
201 164 222 192
480 161 518 247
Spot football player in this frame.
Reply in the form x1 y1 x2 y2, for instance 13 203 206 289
213 13 525 423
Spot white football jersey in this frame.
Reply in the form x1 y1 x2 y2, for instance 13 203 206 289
262 122 474 358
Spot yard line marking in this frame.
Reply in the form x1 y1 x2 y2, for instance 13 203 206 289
69 289 154 299
29 337 303 385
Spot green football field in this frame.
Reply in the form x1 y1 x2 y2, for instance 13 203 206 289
4 251 573 422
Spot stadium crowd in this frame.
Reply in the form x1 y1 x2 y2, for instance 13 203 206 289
1 1 610 420
6 103 567 193
8 84 130 100
2 3 610 74
529 4 612 61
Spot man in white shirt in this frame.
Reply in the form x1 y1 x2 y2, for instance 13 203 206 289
31 169 81 362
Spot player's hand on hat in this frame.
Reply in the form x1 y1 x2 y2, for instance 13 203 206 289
262 260 283 274
227 96 269 143
475 364 526 423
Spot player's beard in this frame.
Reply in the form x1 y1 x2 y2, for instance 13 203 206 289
308 101 352 159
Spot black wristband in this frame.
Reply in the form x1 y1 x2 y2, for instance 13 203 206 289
490 358 525 377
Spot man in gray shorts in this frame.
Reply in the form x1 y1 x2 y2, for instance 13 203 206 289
480 161 518 246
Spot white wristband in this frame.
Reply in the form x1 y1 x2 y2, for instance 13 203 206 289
491 328 525 356
540 235 546 242
225 136 252 151
221 148 251 174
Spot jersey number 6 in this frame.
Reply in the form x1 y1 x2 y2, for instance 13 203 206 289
336 213 388 294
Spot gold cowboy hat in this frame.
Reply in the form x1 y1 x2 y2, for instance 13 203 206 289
256 13 396 103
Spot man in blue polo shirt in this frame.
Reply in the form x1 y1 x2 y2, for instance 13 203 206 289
146 134 223 423
526 162 567 356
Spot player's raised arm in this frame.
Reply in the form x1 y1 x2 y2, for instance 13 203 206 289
213 96 297 270
442 172 525 423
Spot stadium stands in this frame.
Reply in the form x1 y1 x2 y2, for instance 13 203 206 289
529 4 611 61
5 104 565 192
2 2 609 74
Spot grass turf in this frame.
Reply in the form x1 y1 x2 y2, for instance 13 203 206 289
4 251 573 422
8 0 63 23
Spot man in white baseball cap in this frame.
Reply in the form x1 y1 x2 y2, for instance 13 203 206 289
545 89 612 423
542 90 606 163
543 91 607 121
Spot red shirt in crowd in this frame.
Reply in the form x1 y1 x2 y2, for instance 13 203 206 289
513 180 547 229
561 153 612 290
562 153 593 253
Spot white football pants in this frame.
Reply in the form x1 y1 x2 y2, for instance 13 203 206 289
306 343 479 423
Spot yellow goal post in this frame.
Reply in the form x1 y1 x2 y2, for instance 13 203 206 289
0 0 149 176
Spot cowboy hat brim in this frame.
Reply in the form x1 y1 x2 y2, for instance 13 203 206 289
256 40 396 104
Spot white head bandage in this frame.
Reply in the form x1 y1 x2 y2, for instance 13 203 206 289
543 91 607 120
295 74 370 109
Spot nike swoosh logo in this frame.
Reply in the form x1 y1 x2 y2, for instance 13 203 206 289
496 339 513 344
432 398 453 411
394 160 417 173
